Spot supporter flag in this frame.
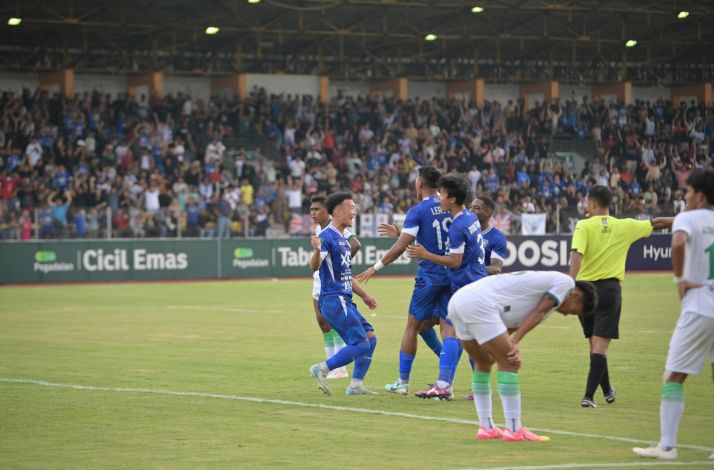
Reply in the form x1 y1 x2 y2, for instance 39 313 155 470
359 213 389 236
289 213 304 236
493 211 512 235
521 213 547 235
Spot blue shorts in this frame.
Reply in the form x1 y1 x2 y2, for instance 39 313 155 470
318 295 374 346
408 277 451 321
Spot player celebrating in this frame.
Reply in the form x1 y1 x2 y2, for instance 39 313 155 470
309 192 379 396
355 166 451 396
470 196 508 275
633 168 714 460
406 173 488 399
309 195 361 379
448 271 598 441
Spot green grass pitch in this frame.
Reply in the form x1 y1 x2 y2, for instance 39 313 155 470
1 273 712 469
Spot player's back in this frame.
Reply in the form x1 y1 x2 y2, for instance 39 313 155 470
318 225 353 298
673 208 714 316
458 270 574 326
482 226 508 267
447 210 488 289
403 195 451 285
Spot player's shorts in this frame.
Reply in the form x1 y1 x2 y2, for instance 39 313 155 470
318 294 374 346
447 294 505 345
409 277 451 321
665 310 714 375
579 278 621 339
312 278 321 301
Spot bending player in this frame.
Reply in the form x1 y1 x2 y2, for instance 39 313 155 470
355 166 451 395
448 271 597 441
309 195 361 379
309 192 379 396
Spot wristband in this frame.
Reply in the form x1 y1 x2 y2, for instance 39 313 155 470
373 260 385 272
673 275 684 284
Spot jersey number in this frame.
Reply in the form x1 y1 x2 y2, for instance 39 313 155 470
706 243 714 280
432 218 453 251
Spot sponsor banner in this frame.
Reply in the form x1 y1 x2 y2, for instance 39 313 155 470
0 234 672 284
1 240 217 283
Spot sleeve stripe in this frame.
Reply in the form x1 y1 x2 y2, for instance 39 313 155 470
544 292 561 307
490 252 505 261
402 226 419 236
450 245 465 254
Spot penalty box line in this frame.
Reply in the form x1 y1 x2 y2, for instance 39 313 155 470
1 377 713 454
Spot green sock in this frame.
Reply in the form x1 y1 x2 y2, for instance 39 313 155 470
332 330 346 350
323 331 334 359
660 382 684 449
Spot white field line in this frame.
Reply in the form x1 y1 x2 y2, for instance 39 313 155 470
460 461 714 470
1 377 712 454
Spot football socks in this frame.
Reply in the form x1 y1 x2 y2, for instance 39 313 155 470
585 353 607 400
660 382 684 450
353 335 377 381
399 351 416 383
497 371 522 433
419 328 443 356
472 370 494 430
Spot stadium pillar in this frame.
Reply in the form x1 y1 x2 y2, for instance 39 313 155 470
672 82 712 108
370 78 408 101
592 82 632 105
319 76 330 103
519 80 559 109
446 79 484 106
39 69 74 96
128 72 164 99
211 74 247 99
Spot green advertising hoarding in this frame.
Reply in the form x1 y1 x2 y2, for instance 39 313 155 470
0 238 417 283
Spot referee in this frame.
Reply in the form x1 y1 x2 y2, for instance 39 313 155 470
569 185 672 408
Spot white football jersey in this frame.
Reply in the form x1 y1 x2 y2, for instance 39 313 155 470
452 271 575 328
672 208 714 318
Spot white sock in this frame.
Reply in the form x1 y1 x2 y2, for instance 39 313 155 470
349 378 363 388
319 362 330 374
436 380 450 389
497 371 521 432
660 382 685 450
472 373 494 430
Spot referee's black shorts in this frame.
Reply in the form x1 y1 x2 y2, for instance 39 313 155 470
578 278 622 339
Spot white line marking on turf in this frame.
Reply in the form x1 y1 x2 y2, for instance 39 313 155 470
459 462 714 470
2 377 712 454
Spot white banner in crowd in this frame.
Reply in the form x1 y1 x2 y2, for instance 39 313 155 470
359 213 390 237
521 213 547 235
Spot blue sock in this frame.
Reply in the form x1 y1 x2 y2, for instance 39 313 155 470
438 337 460 384
353 335 377 380
419 328 442 356
448 342 464 384
399 350 416 382
326 341 369 370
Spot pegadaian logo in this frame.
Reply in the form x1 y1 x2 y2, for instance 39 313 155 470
232 247 269 269
33 250 74 273
35 251 57 263
233 248 255 259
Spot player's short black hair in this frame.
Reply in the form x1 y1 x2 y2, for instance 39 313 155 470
686 168 714 204
438 173 469 205
475 195 496 212
418 166 442 189
575 281 598 316
587 185 612 209
325 192 353 215
310 195 326 205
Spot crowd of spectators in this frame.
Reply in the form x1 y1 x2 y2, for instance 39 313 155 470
0 84 712 240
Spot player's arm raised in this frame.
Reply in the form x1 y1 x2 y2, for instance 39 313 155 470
309 236 322 272
510 295 557 345
355 231 415 282
406 243 462 269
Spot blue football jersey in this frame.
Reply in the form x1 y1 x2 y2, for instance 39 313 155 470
446 209 488 289
318 225 353 298
482 226 508 268
402 195 451 285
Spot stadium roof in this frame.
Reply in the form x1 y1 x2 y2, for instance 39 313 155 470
1 0 713 84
